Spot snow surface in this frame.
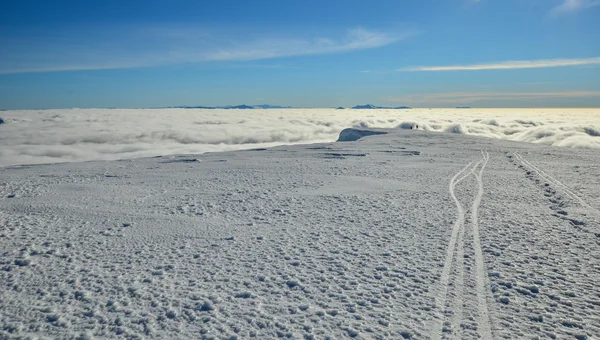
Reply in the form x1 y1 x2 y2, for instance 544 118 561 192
1 108 600 167
1 127 599 339
337 128 388 142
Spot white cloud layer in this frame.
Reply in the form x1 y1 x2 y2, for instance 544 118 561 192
400 57 600 72
1 108 599 167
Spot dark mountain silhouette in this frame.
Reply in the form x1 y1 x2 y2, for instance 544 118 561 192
167 104 292 109
352 104 411 109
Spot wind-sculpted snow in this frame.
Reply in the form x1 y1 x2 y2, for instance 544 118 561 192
337 128 388 142
1 108 599 167
2 130 600 339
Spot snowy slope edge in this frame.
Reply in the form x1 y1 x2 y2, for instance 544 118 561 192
336 128 388 142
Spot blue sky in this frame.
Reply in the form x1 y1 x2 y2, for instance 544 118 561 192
1 0 599 109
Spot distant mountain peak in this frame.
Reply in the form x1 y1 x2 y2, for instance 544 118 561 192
253 104 293 109
226 104 255 109
352 104 378 109
165 104 292 109
351 104 411 110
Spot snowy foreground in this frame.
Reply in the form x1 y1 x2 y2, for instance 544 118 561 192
1 128 599 339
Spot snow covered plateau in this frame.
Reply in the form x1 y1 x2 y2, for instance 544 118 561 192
1 109 600 339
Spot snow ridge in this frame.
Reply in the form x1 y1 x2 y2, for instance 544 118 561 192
336 128 388 142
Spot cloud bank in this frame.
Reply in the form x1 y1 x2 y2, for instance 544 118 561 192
1 108 599 167
400 57 600 72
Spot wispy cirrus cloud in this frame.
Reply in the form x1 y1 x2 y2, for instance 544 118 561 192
549 0 600 16
385 91 600 104
399 57 600 72
0 27 406 74
203 28 403 61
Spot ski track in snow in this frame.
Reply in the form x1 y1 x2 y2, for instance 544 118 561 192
446 162 477 340
514 152 599 215
431 161 471 339
432 151 493 340
2 128 600 339
470 150 493 340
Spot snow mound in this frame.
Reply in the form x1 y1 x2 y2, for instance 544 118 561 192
336 128 388 142
397 121 419 130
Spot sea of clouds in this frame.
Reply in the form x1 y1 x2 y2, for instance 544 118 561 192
1 108 599 167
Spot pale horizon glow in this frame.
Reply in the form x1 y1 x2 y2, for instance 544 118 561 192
385 91 600 104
